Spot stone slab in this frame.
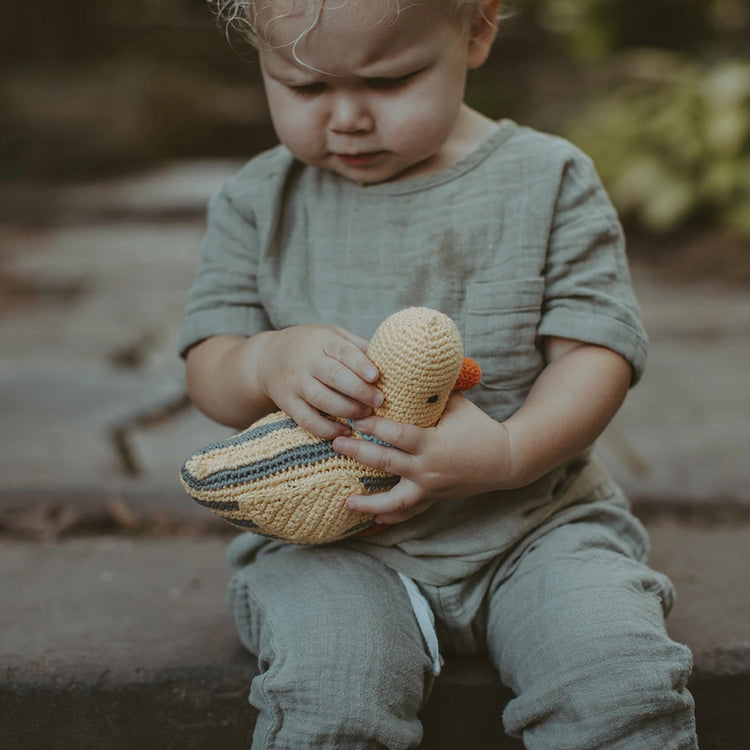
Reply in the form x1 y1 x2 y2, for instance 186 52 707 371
599 270 750 504
1 520 748 749
1 164 749 514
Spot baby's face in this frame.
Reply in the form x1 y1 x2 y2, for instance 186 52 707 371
257 0 485 184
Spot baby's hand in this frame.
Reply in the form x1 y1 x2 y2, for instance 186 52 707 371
333 394 511 524
256 324 383 440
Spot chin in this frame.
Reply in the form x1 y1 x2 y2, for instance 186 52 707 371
330 163 400 185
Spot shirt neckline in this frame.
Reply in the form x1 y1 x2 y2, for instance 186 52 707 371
352 119 518 196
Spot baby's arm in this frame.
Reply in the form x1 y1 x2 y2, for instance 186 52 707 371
501 336 631 486
336 337 631 523
185 325 384 440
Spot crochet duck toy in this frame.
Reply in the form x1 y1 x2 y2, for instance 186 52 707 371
180 307 481 544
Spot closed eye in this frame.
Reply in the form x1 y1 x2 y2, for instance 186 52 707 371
367 71 420 92
287 71 421 97
288 81 327 98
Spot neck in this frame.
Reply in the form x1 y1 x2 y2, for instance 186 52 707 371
397 105 498 181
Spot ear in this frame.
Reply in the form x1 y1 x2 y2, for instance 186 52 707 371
466 0 502 69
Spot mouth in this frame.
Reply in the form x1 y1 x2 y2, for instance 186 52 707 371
335 151 385 167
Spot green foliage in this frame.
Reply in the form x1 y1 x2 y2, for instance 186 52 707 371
516 0 750 58
567 53 750 237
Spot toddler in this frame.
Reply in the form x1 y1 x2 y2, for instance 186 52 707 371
179 0 699 747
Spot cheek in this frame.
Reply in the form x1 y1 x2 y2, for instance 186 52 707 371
265 92 323 157
381 75 465 148
384 96 461 151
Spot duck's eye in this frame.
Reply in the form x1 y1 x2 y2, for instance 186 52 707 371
427 395 439 404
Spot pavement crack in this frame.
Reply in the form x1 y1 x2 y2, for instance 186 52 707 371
110 425 141 476
109 391 191 477
108 330 158 370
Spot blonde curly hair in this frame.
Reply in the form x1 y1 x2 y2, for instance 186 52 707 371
210 0 500 49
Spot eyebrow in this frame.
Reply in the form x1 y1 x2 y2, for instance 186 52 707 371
259 40 435 82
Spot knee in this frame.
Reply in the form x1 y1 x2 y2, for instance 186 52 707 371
489 521 698 748
246 611 432 750
503 635 697 750
228 551 434 748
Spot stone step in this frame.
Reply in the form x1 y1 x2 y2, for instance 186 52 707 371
1 518 747 749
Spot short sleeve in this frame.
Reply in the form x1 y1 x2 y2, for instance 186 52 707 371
177 187 271 358
538 151 648 383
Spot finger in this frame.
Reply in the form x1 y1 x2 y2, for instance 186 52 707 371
312 355 383 410
332 434 410 476
346 481 434 523
350 416 423 453
323 335 380 385
304 381 375 421
332 326 372 356
288 400 350 441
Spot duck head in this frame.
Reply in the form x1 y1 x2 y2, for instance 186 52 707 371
366 308 481 428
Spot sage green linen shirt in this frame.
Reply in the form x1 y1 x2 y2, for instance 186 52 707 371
179 120 648 584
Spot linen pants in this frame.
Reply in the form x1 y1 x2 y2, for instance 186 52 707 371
227 507 698 749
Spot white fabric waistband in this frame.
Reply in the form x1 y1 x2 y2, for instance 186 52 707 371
398 571 443 676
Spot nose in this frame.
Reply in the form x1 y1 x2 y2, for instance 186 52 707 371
329 91 374 134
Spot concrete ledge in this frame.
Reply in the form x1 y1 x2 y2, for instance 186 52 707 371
2 666 256 750
1 521 747 749
1 660 519 750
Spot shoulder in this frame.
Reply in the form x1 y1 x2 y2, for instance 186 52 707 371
218 144 296 203
489 121 599 182
493 122 614 215
203 144 311 228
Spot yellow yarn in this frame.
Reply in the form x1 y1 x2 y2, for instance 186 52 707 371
180 308 469 544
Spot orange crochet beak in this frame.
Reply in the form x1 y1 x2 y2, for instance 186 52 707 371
452 357 482 392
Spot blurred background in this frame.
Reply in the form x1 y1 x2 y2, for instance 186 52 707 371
2 0 750 273
1 0 750 524
1 5 749 746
